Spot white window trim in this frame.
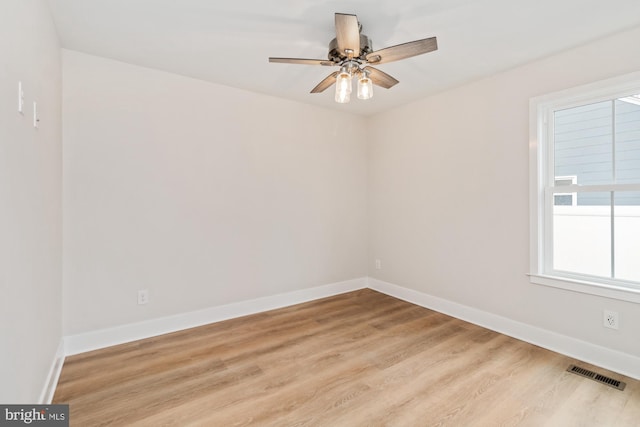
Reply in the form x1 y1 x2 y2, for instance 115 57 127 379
529 71 640 304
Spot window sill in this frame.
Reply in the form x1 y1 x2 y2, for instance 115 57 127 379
528 274 640 304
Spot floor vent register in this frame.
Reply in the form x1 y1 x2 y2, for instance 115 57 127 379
567 364 626 391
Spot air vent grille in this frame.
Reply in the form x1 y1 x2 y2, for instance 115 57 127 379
567 364 626 391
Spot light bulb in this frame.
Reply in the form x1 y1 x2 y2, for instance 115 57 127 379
357 74 373 100
335 87 351 103
335 68 352 103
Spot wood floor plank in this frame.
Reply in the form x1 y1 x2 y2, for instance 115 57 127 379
53 289 640 426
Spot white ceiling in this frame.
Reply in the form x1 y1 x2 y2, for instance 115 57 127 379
47 0 640 116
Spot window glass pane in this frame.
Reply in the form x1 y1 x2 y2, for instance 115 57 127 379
553 192 611 277
577 192 610 206
554 101 613 185
554 194 573 205
615 96 640 185
614 191 640 282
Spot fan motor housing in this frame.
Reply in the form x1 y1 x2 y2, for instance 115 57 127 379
328 34 373 62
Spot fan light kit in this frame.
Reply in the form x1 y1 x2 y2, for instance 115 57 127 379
269 13 438 104
334 60 373 103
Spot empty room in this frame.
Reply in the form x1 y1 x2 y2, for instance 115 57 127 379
2 0 640 425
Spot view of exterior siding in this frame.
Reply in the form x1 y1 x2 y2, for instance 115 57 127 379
554 95 640 205
552 94 640 282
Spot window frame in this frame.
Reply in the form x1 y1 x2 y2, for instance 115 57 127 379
529 71 640 304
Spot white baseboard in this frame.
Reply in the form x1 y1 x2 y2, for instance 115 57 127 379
39 339 65 404
64 277 367 356
368 277 640 380
62 276 638 381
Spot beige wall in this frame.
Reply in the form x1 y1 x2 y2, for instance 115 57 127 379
368 26 640 358
0 0 62 402
62 50 368 335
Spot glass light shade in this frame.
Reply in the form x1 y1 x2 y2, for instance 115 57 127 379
357 75 373 100
335 87 351 103
335 70 352 103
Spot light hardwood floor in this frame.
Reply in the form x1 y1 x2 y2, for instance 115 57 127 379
53 289 640 426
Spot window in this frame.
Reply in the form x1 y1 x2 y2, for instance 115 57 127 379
530 72 640 303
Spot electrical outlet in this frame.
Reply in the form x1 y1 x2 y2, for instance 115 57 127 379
603 310 619 330
375 259 381 270
138 289 149 305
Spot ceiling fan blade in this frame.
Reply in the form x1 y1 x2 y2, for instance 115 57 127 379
363 66 399 89
335 13 360 56
366 37 437 65
269 57 336 66
310 72 339 93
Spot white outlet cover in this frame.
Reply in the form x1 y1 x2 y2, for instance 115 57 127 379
603 310 619 330
137 289 149 305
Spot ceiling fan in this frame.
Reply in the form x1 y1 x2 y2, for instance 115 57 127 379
269 13 438 103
